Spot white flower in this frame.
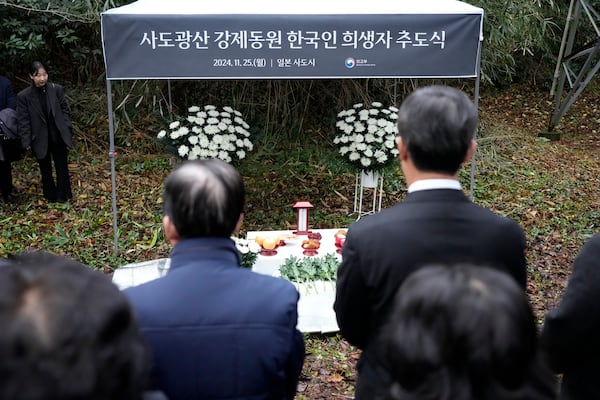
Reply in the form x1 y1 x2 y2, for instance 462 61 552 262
217 151 227 160
157 105 253 163
232 237 260 269
178 145 189 157
333 101 398 172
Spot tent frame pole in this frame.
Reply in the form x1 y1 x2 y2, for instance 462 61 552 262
106 79 119 257
469 34 483 201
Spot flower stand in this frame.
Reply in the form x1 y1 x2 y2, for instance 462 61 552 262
352 170 384 219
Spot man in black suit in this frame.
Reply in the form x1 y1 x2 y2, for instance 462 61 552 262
541 233 600 400
334 85 528 399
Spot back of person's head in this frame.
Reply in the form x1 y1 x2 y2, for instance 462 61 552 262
162 158 245 238
0 251 149 400
396 85 478 175
382 265 553 400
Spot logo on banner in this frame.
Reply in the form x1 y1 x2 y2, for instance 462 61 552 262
344 58 356 68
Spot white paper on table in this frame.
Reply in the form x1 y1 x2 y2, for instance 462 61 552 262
294 280 339 333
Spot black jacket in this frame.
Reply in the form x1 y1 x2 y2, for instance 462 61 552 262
541 234 600 400
334 188 528 399
16 82 72 159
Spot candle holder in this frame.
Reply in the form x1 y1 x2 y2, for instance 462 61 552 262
293 200 313 235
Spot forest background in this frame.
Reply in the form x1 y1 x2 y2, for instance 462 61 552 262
0 1 599 398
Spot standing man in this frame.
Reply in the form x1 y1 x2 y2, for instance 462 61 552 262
334 85 528 399
125 159 305 400
0 74 17 203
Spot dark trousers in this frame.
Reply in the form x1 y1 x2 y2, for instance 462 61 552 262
0 160 12 197
37 139 72 201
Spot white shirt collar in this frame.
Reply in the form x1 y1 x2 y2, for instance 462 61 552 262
407 179 462 193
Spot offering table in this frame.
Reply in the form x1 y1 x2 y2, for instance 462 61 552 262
111 228 344 333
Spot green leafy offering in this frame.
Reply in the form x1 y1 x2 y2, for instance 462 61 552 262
279 253 340 284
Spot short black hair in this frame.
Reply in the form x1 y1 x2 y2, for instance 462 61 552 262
396 85 478 175
0 251 149 400
382 265 555 400
28 61 46 76
162 159 245 238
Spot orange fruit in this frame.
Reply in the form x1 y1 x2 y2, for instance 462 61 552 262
262 237 278 250
254 235 265 246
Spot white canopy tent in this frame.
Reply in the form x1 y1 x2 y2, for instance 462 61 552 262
101 0 484 255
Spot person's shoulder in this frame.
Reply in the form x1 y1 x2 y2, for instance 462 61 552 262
575 234 600 266
347 202 404 232
17 86 32 97
583 233 600 250
49 82 65 91
241 268 298 295
123 275 167 303
469 201 520 224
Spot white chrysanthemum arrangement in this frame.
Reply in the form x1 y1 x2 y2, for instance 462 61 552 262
232 237 261 269
333 102 400 172
157 105 253 163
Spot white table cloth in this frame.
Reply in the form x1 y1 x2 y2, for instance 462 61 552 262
112 228 344 333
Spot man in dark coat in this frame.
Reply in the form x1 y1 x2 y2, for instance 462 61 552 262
16 62 73 202
541 233 600 400
125 159 305 400
334 86 528 400
0 75 17 203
